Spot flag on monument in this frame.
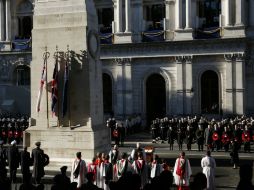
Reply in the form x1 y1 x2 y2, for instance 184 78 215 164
62 60 69 117
36 60 46 113
51 58 58 115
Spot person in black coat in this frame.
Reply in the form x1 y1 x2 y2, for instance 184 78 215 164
20 147 32 183
32 141 46 184
196 126 204 151
0 141 7 171
230 140 239 169
167 127 174 150
7 140 20 183
51 166 70 190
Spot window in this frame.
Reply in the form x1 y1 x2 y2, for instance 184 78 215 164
15 65 30 86
198 0 221 28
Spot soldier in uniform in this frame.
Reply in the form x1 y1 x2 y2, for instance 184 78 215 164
8 140 20 183
221 127 230 152
196 125 204 151
160 118 167 143
185 125 193 151
176 126 184 151
167 126 175 150
151 120 158 143
212 124 220 151
112 124 120 146
242 125 251 153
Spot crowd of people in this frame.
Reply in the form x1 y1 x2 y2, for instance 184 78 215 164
0 111 29 145
150 115 254 153
0 141 49 190
69 143 254 190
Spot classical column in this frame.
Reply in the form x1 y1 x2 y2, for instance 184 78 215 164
125 0 131 32
235 0 245 26
0 0 4 41
115 58 125 117
175 0 183 29
176 56 185 114
184 56 193 114
123 58 133 115
5 0 11 41
185 0 192 29
115 0 123 33
235 53 245 114
225 0 232 26
224 54 235 114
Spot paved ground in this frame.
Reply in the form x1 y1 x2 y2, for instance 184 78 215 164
119 132 254 190
8 131 254 189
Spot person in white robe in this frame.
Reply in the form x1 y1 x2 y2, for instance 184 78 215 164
114 152 133 179
201 151 216 190
173 152 192 190
71 152 87 188
150 154 163 179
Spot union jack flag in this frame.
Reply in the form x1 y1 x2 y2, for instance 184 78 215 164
36 60 46 113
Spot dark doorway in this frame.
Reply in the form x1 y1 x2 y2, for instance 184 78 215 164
201 70 219 114
146 74 166 125
103 73 113 115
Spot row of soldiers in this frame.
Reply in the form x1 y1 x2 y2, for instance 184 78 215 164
151 115 254 152
0 116 29 144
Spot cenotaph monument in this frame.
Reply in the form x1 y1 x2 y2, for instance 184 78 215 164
24 0 110 166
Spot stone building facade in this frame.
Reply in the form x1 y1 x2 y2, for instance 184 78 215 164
0 0 33 114
0 0 254 122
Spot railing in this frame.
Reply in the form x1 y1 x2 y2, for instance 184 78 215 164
142 29 165 42
99 33 113 45
194 27 221 39
12 38 32 51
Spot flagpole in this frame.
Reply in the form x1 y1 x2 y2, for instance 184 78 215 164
67 45 71 128
43 46 50 128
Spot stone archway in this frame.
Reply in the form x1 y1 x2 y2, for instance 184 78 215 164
146 73 166 124
201 70 219 114
102 73 113 115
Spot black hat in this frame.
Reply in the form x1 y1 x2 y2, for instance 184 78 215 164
60 166 68 172
35 141 41 146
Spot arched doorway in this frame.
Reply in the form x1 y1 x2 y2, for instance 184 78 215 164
146 74 166 124
102 73 113 115
201 70 219 114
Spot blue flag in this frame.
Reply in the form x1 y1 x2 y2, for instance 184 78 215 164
62 61 69 117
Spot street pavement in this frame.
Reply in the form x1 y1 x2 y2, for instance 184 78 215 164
117 131 254 190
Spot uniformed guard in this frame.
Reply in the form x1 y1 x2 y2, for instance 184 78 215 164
196 125 204 151
221 127 230 152
185 125 193 151
212 124 220 151
167 126 175 150
176 126 184 151
242 125 251 153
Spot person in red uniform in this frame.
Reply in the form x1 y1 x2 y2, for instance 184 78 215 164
242 125 251 153
221 127 230 152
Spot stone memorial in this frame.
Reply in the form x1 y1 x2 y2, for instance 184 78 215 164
24 0 110 166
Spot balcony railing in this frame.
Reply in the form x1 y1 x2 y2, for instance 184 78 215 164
142 29 165 42
12 38 32 51
194 27 221 39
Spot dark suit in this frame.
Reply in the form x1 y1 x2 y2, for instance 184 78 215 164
8 145 20 183
20 150 32 182
32 147 45 184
